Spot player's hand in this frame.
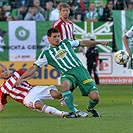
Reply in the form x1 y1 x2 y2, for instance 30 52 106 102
13 78 23 87
100 41 108 46
78 46 85 55
126 49 131 55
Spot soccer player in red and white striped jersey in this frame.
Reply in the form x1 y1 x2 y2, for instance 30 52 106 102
0 64 68 117
52 3 85 54
52 17 74 40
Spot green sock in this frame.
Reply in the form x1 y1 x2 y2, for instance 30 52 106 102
62 90 75 113
131 57 133 69
88 99 99 110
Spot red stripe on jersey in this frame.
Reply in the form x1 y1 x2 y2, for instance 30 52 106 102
0 89 7 104
10 90 25 99
8 79 14 87
67 24 73 39
12 73 19 81
2 83 11 93
15 86 30 93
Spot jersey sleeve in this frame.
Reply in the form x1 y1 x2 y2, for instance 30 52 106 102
16 70 26 76
34 51 48 68
0 89 7 105
125 26 133 38
68 39 80 47
52 21 57 28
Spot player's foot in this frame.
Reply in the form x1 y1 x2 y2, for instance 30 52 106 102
86 108 100 117
63 112 78 118
76 111 88 118
61 111 68 118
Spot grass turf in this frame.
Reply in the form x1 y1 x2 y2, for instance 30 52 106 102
0 85 132 133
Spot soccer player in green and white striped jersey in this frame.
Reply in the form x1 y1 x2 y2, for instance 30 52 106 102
15 28 108 118
123 26 133 69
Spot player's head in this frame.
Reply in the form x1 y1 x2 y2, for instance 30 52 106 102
59 3 70 19
0 64 10 79
47 28 60 46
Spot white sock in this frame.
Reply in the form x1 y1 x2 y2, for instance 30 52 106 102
59 98 66 106
74 107 78 112
42 105 63 117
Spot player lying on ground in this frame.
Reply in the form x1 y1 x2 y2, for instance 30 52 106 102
0 64 88 118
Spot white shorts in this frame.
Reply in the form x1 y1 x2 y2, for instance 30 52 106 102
23 85 58 109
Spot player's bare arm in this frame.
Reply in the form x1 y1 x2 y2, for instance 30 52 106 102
80 40 108 47
0 103 5 112
123 35 131 55
23 73 36 81
14 65 38 86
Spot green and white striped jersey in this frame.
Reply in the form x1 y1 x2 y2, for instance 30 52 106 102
34 39 83 74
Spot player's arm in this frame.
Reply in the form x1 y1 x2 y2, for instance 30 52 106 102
14 65 38 86
0 91 7 112
23 73 36 81
73 34 85 55
80 40 108 47
0 103 5 112
77 46 85 55
15 54 48 86
123 35 131 55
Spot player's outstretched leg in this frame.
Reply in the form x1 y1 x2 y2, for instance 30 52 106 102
34 101 68 118
42 105 68 118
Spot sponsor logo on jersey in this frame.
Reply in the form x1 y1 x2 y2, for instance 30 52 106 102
83 79 93 84
55 49 67 59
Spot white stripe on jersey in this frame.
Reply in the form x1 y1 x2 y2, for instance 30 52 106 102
5 81 12 91
63 43 81 66
19 82 33 90
9 92 27 99
49 50 67 73
61 25 66 39
14 71 20 79
65 24 71 39
1 86 7 93
126 29 133 38
60 44 76 68
10 76 16 84
68 23 73 39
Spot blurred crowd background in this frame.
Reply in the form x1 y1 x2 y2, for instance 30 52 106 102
0 0 133 22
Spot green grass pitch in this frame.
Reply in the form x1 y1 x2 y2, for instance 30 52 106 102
0 85 132 133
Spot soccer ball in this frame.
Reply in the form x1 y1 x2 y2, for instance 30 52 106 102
114 50 129 65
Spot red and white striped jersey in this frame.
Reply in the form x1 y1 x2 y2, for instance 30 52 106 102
52 18 75 40
0 70 34 105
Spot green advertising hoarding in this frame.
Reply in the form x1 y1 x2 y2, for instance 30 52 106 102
0 21 113 61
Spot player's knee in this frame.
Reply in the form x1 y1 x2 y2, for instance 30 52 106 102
91 95 100 102
50 90 62 99
93 97 99 102
61 80 71 90
34 100 44 111
88 90 100 102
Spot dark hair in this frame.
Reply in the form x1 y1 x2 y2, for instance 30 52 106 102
47 28 59 37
